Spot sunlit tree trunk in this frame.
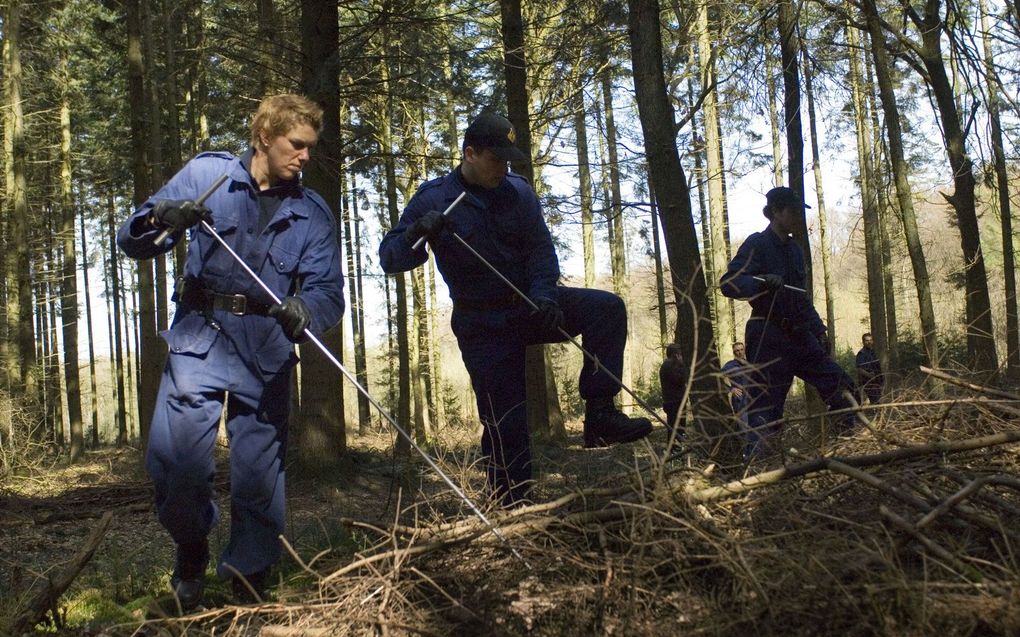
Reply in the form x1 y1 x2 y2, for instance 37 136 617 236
697 0 733 359
343 163 371 435
847 15 889 383
765 40 784 185
573 88 596 288
801 37 836 346
107 204 128 445
979 0 1019 383
79 212 99 447
862 0 938 367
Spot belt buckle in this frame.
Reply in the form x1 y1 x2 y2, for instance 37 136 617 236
228 294 247 315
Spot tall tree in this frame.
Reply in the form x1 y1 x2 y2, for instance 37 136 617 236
298 0 347 466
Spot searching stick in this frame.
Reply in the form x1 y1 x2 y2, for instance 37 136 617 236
752 275 806 294
196 211 528 567
411 191 468 250
152 174 230 246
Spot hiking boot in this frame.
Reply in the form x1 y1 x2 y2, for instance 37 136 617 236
170 540 209 611
583 405 653 448
232 568 269 604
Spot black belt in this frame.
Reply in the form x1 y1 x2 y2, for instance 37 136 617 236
453 295 521 312
180 286 272 316
750 314 796 332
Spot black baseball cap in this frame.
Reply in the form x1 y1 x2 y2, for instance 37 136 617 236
463 112 528 162
765 187 811 210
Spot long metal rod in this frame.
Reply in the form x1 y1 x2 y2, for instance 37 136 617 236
751 275 806 294
446 228 668 427
195 215 529 567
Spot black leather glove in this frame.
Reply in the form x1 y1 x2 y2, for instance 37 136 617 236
268 296 311 343
816 332 831 354
150 199 212 233
531 296 564 333
406 210 446 246
760 274 784 291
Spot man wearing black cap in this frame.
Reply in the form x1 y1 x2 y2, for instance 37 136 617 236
379 112 652 506
720 187 856 458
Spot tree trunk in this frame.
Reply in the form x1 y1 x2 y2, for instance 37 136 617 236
126 0 159 448
59 80 83 461
573 89 596 289
298 0 347 468
344 163 371 435
79 212 100 447
697 1 734 359
979 0 1019 383
649 179 668 350
914 2 997 373
107 205 128 445
765 40 784 185
142 0 169 335
627 0 734 458
862 0 939 367
847 14 889 385
4 0 37 400
500 0 563 435
801 37 836 347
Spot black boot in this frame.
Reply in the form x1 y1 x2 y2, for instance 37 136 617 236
583 401 652 448
170 540 209 611
232 568 269 604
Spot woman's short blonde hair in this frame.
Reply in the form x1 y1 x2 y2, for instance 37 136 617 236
250 94 323 147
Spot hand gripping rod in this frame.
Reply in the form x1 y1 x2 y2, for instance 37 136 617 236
187 178 528 567
411 191 467 250
422 192 667 428
751 275 806 294
152 174 230 246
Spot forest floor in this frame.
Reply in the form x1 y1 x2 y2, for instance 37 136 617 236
3 378 1020 636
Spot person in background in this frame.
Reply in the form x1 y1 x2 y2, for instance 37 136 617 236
720 187 856 458
721 342 752 428
855 332 884 404
117 94 344 609
379 112 651 507
659 343 688 436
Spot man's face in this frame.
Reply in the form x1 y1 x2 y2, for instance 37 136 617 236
733 343 745 359
462 146 510 189
770 205 799 235
863 335 874 348
262 123 318 184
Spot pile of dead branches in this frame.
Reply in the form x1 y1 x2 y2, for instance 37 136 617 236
96 370 1020 636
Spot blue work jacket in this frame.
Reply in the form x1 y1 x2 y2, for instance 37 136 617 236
720 227 825 336
118 151 345 372
378 168 559 307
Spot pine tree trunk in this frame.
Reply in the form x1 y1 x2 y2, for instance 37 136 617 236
79 212 100 447
649 180 668 349
914 3 997 373
698 1 734 359
765 40 784 185
573 89 596 289
344 165 371 435
298 0 347 468
59 85 83 460
862 0 939 367
847 15 889 384
107 205 129 445
979 0 1019 384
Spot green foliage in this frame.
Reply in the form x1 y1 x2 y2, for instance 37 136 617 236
896 328 969 373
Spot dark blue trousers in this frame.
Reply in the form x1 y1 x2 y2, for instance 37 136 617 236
743 318 856 457
146 319 292 579
452 287 626 503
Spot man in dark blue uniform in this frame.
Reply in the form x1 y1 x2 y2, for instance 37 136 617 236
855 332 884 404
720 187 856 458
659 343 688 436
118 94 344 608
379 112 651 507
720 342 752 429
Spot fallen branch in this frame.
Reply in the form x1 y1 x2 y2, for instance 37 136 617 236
11 510 114 633
920 366 1020 401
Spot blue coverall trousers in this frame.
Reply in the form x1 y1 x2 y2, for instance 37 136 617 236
743 317 856 458
452 286 626 504
145 315 292 579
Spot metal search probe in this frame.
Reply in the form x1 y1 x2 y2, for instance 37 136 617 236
752 275 806 294
152 174 231 246
411 191 468 250
448 231 668 428
195 215 529 567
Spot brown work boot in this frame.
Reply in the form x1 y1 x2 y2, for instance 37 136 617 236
583 405 652 448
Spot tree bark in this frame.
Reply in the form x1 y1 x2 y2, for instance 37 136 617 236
297 0 347 468
79 212 100 447
978 0 1019 384
573 89 596 289
862 0 939 367
59 74 83 460
627 0 735 458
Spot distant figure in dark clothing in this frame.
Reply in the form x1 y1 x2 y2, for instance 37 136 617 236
721 342 752 427
659 343 688 434
855 332 883 404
